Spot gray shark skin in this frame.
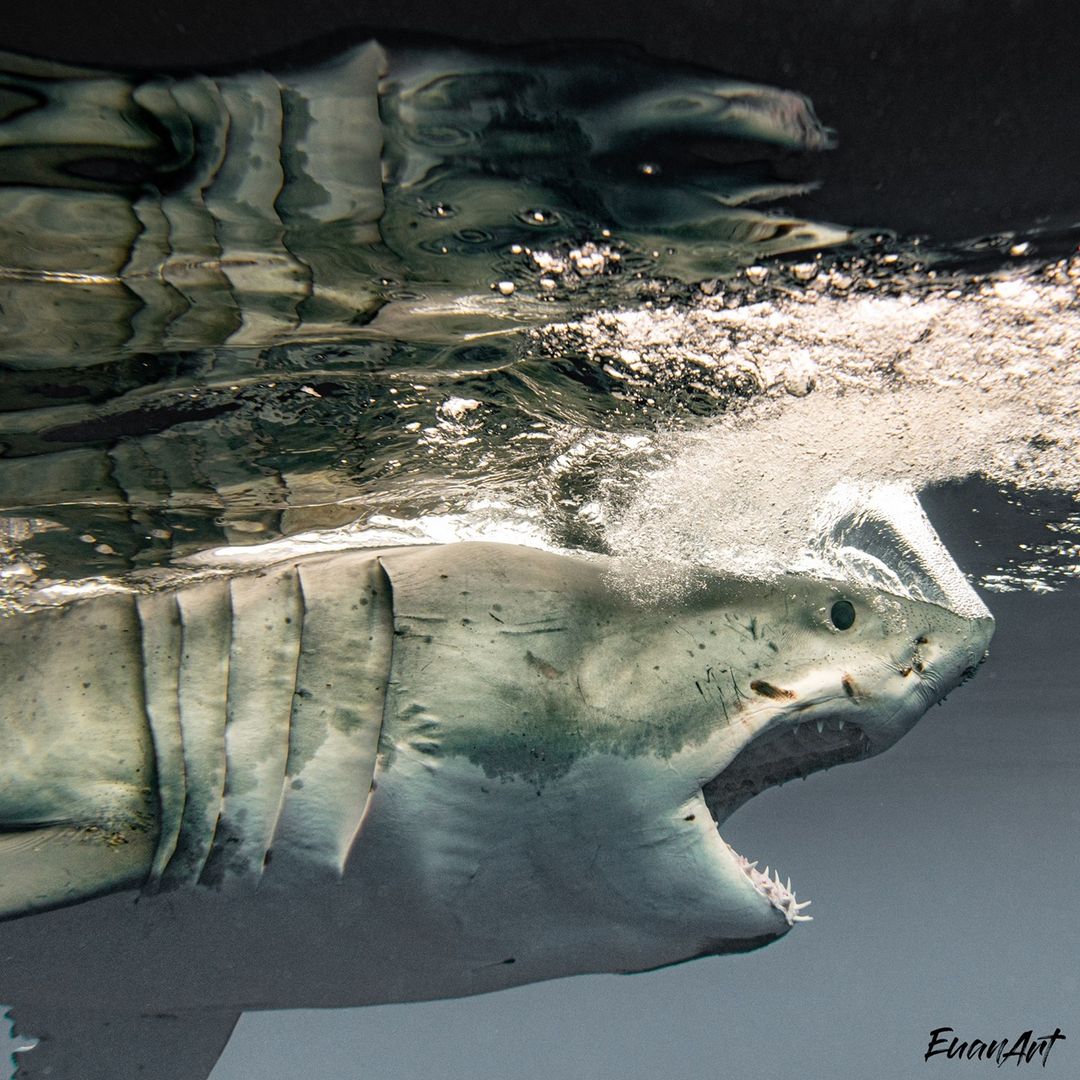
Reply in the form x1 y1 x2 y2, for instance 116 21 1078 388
0 487 993 1080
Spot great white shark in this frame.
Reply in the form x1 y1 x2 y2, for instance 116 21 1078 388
0 486 993 1079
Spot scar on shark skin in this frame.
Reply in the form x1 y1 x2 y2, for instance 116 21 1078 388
749 680 796 701
841 674 862 700
525 651 563 680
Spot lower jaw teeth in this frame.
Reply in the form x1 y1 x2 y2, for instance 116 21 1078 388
736 854 813 925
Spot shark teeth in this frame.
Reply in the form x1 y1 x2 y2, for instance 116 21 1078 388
794 717 849 737
736 854 812 926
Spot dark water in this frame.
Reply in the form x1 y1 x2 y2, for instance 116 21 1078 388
1 35 1078 1080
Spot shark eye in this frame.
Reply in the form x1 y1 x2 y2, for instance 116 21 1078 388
830 599 856 631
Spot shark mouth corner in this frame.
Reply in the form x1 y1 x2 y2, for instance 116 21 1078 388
702 717 874 926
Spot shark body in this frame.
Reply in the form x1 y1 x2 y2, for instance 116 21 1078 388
0 488 993 1080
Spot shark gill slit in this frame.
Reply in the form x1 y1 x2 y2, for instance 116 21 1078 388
172 578 231 888
139 555 394 892
261 565 309 870
136 588 187 890
202 566 303 886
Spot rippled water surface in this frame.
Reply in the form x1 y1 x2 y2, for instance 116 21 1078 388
1 34 1078 1080
0 43 1077 604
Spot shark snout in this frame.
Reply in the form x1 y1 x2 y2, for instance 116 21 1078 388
856 607 994 755
918 609 995 693
965 614 996 676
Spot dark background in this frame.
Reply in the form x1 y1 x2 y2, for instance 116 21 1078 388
4 0 1080 242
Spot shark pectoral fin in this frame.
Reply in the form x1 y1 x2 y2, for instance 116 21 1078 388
9 1005 240 1080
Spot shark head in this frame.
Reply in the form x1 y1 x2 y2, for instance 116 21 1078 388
358 486 994 991
598 495 991 963
684 483 995 935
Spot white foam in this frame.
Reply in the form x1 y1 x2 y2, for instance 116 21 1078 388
577 268 1079 595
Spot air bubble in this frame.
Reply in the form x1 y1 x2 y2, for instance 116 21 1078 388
420 201 457 219
518 208 560 227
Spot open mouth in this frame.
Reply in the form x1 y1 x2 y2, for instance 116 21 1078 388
701 717 873 925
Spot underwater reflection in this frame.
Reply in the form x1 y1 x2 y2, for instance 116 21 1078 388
0 37 847 577
0 40 842 365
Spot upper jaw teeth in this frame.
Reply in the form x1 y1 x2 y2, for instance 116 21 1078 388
801 717 845 735
736 854 813 926
813 718 847 733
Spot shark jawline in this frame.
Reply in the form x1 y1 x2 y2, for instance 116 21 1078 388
702 718 872 924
